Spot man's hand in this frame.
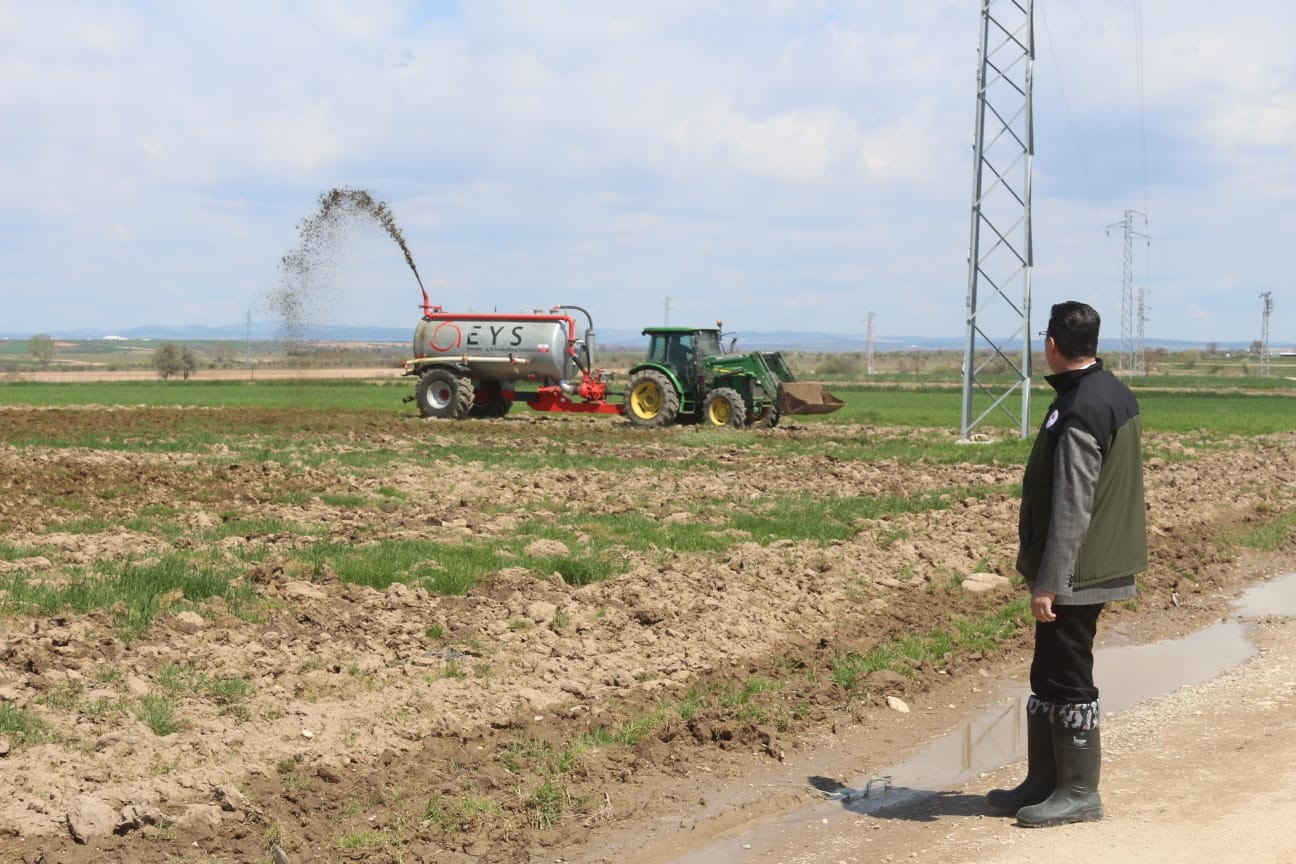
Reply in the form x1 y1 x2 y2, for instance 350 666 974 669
1031 588 1057 622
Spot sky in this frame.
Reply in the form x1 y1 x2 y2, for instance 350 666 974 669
1 1 1293 347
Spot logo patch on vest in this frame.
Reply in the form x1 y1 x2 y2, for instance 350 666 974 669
1044 409 1060 429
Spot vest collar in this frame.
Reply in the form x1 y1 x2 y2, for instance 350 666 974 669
1045 357 1104 393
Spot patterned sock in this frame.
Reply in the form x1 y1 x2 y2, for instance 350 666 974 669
1054 699 1101 731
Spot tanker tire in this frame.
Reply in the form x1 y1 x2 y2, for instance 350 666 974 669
624 369 680 428
416 368 474 420
703 387 746 428
469 381 513 418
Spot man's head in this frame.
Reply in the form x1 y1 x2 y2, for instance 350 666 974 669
1043 301 1100 367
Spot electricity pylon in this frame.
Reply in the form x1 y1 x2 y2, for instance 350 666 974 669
1259 291 1273 378
866 312 876 375
961 0 1035 441
1106 210 1150 375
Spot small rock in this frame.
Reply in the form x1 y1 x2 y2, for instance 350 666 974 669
962 572 1011 594
524 539 569 557
67 795 117 844
213 785 250 813
886 695 911 714
866 669 907 695
0 737 9 756
526 601 558 624
174 803 222 833
173 611 206 634
282 581 327 600
116 803 163 833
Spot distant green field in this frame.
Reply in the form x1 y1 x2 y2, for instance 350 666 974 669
1 377 1292 438
0 379 411 410
827 382 1295 436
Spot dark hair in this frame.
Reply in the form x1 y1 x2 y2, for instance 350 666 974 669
1046 301 1100 360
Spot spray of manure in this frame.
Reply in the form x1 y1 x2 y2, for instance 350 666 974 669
269 187 424 350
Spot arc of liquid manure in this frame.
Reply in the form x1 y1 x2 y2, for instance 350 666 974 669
306 187 427 295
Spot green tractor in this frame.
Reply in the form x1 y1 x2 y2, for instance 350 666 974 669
623 325 844 428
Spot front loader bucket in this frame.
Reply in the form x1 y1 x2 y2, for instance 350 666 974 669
776 382 845 416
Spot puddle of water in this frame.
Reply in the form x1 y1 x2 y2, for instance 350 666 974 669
1233 570 1296 618
669 572 1296 864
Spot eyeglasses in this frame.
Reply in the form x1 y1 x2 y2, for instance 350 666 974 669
1037 330 1051 340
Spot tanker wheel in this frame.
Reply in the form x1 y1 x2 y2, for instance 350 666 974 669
469 381 513 418
624 369 680 428
702 387 746 429
416 368 474 419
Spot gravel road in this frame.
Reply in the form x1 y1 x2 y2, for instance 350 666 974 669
743 615 1296 864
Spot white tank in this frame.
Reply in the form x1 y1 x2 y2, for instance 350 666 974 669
412 316 573 381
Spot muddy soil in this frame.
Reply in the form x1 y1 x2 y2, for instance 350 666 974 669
0 404 1293 864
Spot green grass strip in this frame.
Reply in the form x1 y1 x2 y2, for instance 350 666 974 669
831 598 1030 692
1219 508 1296 553
0 704 54 748
0 553 258 636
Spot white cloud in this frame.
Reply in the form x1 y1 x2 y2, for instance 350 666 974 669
0 1 1293 344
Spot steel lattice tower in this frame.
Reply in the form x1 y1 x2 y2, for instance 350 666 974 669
960 0 1035 441
866 311 876 376
1259 291 1273 378
1107 210 1150 375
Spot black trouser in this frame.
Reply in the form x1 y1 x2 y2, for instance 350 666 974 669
1030 603 1104 705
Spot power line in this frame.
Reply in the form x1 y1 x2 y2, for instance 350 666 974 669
1132 0 1153 357
1037 1 1104 228
1134 0 1150 216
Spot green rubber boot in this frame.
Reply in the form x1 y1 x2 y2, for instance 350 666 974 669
1016 722 1103 827
985 697 1055 812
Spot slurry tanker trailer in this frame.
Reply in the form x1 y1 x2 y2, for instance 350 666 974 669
402 301 842 428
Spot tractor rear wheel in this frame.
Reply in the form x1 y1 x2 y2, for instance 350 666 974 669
624 370 680 428
416 368 474 419
702 387 746 428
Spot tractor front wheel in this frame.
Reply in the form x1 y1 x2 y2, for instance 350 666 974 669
752 406 780 428
624 370 680 428
702 387 746 429
416 368 474 419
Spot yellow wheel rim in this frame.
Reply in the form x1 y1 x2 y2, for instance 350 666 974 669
631 382 662 418
708 399 731 425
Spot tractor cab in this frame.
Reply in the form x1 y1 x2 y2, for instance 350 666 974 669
643 327 723 385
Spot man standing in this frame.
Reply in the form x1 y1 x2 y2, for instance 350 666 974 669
985 301 1147 827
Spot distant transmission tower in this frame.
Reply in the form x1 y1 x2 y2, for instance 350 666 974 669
1259 291 1273 378
1106 210 1150 375
960 0 1035 441
662 296 672 325
866 312 876 375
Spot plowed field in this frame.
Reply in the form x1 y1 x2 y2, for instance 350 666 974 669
1 402 1293 863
